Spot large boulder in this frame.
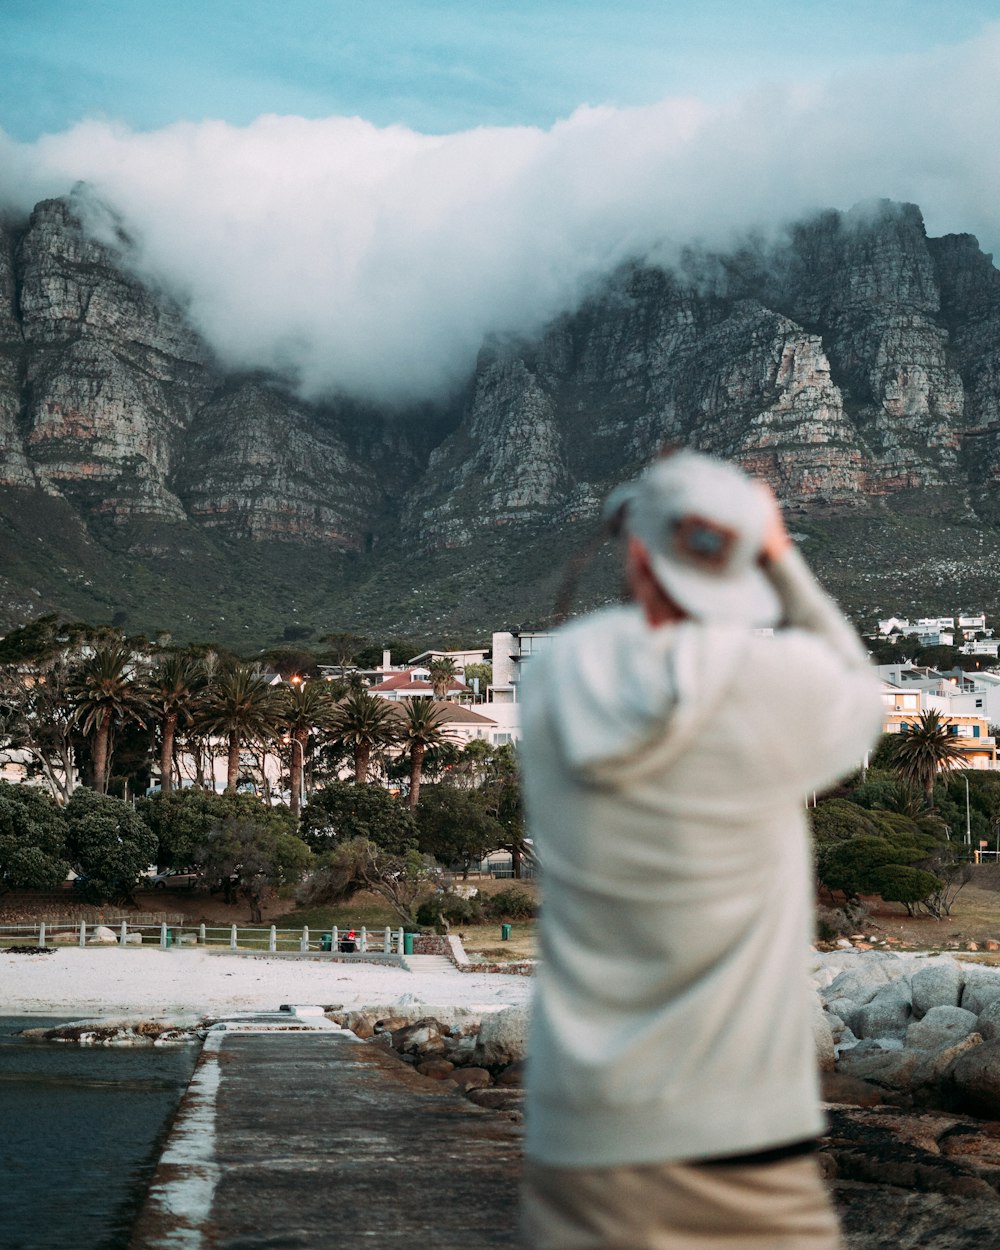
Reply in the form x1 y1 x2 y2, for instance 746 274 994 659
466 1087 524 1112
906 1006 978 1052
392 1021 449 1055
854 980 913 1039
824 957 908 1007
475 1004 530 1068
974 1000 1000 1042
813 997 836 1072
959 970 1000 1015
416 1058 455 1079
820 1071 887 1107
824 996 861 1035
911 963 965 1018
87 926 117 944
837 1041 922 1092
910 1032 984 1091
948 1040 1000 1117
451 1067 492 1090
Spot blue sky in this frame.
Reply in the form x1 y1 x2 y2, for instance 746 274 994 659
1 0 997 139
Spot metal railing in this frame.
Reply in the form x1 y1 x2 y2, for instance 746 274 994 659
481 863 537 880
0 920 407 955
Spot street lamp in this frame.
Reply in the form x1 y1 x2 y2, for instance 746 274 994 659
963 773 971 845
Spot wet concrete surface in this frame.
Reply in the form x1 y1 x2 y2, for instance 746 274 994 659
132 1031 526 1249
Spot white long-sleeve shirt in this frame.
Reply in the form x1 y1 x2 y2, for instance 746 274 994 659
520 547 883 1167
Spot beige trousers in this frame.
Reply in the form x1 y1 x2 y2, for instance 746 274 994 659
521 1154 843 1250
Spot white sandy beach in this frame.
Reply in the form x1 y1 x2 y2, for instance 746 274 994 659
0 947 533 1018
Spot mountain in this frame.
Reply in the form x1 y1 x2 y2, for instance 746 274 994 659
1 193 1000 648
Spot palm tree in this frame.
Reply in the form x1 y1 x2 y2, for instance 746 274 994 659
147 654 203 795
330 691 399 784
891 711 967 810
69 644 149 794
397 698 454 809
279 678 333 816
197 665 283 792
427 657 457 700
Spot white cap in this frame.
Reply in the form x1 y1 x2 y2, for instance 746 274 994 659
606 450 781 627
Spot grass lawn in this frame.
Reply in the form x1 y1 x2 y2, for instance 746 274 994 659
457 921 537 961
836 881 1000 952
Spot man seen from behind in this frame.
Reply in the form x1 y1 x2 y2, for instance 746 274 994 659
520 449 883 1250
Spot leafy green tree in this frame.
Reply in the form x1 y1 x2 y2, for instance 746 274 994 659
443 738 494 788
462 663 492 698
69 644 149 794
480 744 531 877
866 735 901 775
868 864 945 917
0 615 103 664
820 835 921 900
890 711 967 809
256 647 319 679
64 790 157 902
299 781 417 854
303 837 432 925
849 770 924 816
197 665 283 792
0 782 69 891
934 769 1000 848
816 797 949 915
414 784 503 875
137 789 295 868
0 648 81 802
147 654 203 795
197 816 312 923
330 691 399 784
397 698 454 808
318 632 367 667
810 799 880 845
916 844 974 918
354 639 419 669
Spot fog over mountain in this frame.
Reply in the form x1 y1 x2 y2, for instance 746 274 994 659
3 186 1000 647
3 26 1000 406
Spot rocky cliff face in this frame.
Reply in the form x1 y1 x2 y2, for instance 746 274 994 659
2 194 402 551
1 194 999 642
410 200 994 555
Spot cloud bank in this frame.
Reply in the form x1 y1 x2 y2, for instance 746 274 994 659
3 28 1000 406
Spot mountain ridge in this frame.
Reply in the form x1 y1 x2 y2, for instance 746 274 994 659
1 194 999 646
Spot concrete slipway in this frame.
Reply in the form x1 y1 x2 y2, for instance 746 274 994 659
129 1008 526 1250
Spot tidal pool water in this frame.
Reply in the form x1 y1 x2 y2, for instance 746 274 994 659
0 1015 199 1250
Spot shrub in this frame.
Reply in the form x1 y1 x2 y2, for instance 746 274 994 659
415 891 485 927
816 900 873 942
484 886 537 920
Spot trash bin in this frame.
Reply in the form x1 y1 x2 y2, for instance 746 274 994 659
403 932 415 956
501 923 512 941
164 928 172 947
320 933 332 952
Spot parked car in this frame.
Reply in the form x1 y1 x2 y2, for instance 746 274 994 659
150 868 202 890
